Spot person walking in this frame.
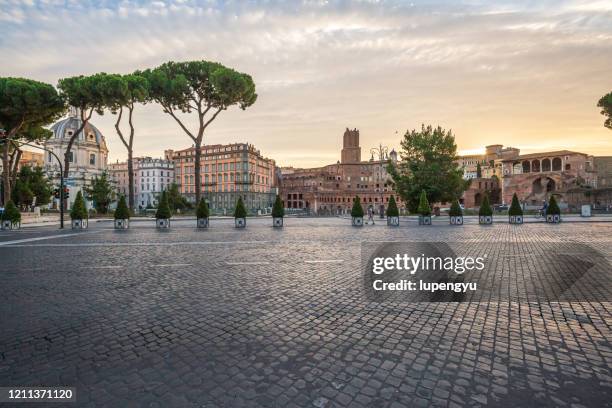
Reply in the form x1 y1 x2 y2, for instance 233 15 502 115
367 206 375 225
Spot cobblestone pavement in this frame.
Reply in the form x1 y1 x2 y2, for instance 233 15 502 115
1 218 611 407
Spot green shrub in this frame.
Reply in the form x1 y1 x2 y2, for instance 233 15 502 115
272 195 284 218
2 200 21 223
196 199 210 219
508 193 523 216
386 195 399 217
547 195 561 215
70 191 88 220
234 197 247 218
449 200 463 216
351 196 364 218
479 194 493 217
155 191 172 219
114 195 130 220
417 190 431 216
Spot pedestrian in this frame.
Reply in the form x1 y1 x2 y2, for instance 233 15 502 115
367 206 375 225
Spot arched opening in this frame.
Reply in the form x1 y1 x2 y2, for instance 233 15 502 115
552 157 562 171
474 193 482 206
532 159 540 172
565 164 571 171
542 158 551 172
522 161 531 173
532 177 556 195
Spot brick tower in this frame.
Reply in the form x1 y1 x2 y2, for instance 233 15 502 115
341 128 361 163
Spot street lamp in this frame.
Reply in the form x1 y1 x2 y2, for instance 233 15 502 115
370 143 389 219
0 131 65 229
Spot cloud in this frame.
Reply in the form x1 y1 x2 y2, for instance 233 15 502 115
0 0 611 167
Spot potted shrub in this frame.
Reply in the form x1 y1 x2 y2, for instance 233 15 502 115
272 195 284 227
114 195 130 229
417 190 432 225
386 195 400 226
546 195 561 223
155 190 172 229
1 200 21 230
196 199 209 228
478 193 493 225
508 193 523 224
70 191 88 229
351 196 364 226
449 200 463 225
234 197 247 228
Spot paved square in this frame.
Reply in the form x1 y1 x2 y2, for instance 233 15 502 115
1 217 611 407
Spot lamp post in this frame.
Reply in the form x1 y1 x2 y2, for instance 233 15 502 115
0 132 65 229
370 143 389 219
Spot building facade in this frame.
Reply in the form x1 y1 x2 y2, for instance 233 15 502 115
456 144 606 209
280 128 402 215
17 151 44 171
165 143 277 213
108 157 175 209
44 109 108 209
500 150 596 206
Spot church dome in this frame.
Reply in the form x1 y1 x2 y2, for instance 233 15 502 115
50 112 107 149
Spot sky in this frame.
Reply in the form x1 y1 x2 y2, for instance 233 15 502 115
1 0 611 168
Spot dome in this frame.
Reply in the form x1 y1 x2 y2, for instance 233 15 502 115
50 115 106 148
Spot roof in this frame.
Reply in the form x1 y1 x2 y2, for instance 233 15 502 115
50 116 106 147
502 150 587 162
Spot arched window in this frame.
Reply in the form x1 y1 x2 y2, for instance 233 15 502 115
542 158 551 172
565 164 571 171
552 157 562 171
89 154 96 165
522 161 531 173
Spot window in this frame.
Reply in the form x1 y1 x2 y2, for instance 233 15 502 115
89 154 96 165
48 152 53 163
68 151 74 163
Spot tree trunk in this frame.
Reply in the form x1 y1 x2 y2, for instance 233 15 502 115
63 110 90 209
127 106 135 212
194 142 202 204
10 147 22 188
2 141 10 205
128 149 134 211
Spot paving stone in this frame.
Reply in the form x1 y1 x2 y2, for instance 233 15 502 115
0 219 611 407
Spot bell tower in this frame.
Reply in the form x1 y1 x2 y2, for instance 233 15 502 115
341 128 361 163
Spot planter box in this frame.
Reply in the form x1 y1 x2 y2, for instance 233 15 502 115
114 219 129 229
156 218 170 229
1 220 20 230
352 217 364 226
235 218 246 228
509 215 523 224
546 214 561 223
273 217 283 228
418 215 432 225
71 219 88 229
479 215 492 225
450 216 463 225
197 217 209 228
387 216 399 226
